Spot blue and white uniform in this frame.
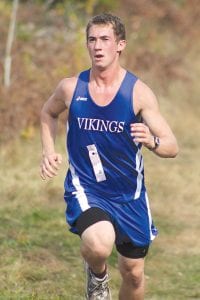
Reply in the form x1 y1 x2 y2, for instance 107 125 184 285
64 69 158 247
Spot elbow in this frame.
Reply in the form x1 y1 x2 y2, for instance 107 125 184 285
169 143 179 158
169 151 178 158
167 135 179 158
40 109 48 123
40 106 57 122
40 108 45 120
40 104 47 120
158 142 179 158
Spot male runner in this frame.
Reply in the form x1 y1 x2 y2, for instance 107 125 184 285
40 13 178 300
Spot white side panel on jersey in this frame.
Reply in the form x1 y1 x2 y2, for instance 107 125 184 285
70 164 90 211
87 144 106 182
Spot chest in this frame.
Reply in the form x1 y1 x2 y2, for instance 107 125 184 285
88 83 120 106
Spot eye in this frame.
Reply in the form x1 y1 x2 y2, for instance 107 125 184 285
102 37 109 41
88 37 95 42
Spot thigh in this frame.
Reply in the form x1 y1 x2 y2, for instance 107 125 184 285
77 207 116 250
82 220 116 250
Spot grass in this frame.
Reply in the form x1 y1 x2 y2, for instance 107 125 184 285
0 131 199 300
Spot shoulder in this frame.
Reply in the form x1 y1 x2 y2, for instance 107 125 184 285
133 79 159 114
54 75 79 107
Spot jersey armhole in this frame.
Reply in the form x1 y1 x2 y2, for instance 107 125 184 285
68 69 90 112
68 75 80 112
130 77 141 122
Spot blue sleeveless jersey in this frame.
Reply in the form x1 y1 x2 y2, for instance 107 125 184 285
64 69 146 203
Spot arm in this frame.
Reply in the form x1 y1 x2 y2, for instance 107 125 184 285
130 80 179 158
40 77 77 179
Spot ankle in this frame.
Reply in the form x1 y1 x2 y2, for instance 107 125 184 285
91 265 107 279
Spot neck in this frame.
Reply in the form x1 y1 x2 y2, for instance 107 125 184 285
90 64 124 87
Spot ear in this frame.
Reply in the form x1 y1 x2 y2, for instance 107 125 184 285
117 40 126 52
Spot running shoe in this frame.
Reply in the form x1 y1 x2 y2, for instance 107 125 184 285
85 262 111 300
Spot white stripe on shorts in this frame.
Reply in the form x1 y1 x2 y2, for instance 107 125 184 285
70 164 90 211
145 192 156 241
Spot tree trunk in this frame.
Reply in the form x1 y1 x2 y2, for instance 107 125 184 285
4 0 19 88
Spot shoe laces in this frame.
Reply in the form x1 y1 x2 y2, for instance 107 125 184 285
89 273 110 298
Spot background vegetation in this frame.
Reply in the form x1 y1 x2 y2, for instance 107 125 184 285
0 0 199 299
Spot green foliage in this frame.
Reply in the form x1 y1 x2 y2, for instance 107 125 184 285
0 1 12 17
17 23 34 42
18 0 117 15
173 0 187 7
92 0 117 13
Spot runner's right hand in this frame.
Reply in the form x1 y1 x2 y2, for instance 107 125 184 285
40 153 62 180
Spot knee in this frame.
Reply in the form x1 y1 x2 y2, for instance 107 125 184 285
81 238 113 261
120 264 144 289
80 222 115 261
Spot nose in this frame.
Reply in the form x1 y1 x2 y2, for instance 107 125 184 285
94 38 102 50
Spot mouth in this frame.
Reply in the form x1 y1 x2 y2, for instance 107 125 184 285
94 54 104 59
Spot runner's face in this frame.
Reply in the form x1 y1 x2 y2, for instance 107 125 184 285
87 24 125 69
